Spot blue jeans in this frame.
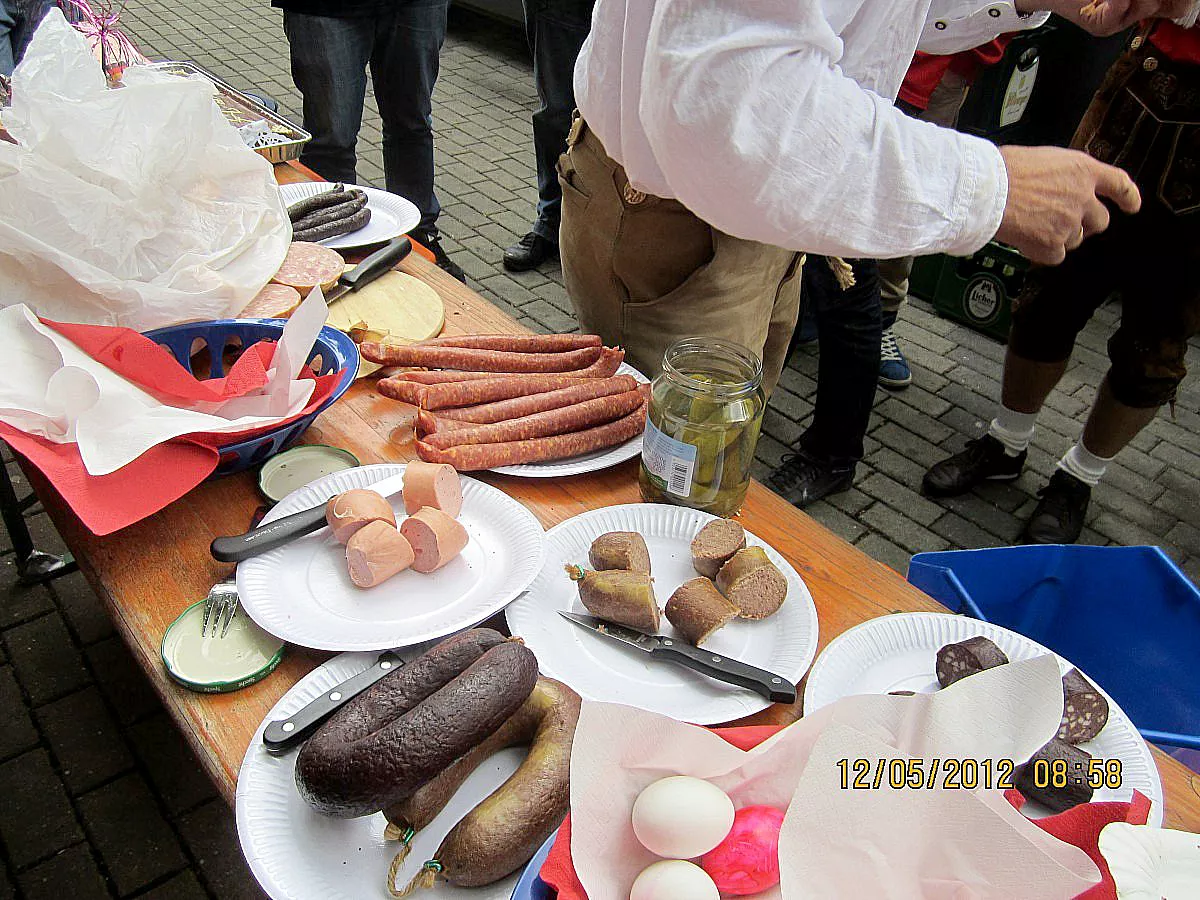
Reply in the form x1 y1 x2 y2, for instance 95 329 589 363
283 3 449 235
522 0 594 244
1 0 54 77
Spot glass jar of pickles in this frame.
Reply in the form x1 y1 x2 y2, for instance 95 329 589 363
639 337 766 517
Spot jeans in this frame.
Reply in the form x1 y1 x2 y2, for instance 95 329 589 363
1 0 54 77
522 0 594 244
796 258 883 469
283 3 449 235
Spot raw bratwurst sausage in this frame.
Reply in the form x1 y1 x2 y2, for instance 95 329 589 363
294 630 537 817
360 342 602 373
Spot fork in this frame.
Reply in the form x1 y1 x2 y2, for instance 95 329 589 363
201 580 239 638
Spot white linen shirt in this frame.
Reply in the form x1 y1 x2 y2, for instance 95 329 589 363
574 0 1048 259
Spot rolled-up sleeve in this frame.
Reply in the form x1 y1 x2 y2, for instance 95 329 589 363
637 0 1010 259
919 0 1048 53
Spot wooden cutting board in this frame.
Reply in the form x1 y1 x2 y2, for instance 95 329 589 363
327 269 445 377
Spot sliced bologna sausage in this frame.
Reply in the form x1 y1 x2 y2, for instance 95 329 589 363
416 403 646 470
935 636 1009 688
429 376 638 424
1058 668 1109 744
422 389 645 450
359 342 602 373
412 333 603 352
325 489 397 544
270 241 345 298
346 521 414 588
402 459 462 517
240 283 301 318
401 507 470 573
295 630 537 817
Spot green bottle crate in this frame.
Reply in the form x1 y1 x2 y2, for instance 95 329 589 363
907 242 1030 343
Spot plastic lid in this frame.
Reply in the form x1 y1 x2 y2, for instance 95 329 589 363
257 444 359 503
161 599 285 693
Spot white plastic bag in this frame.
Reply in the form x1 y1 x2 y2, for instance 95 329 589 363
0 10 291 330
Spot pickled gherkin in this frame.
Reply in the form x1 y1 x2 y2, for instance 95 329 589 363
640 338 765 517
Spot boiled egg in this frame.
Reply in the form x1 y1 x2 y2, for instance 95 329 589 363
630 860 720 900
631 776 735 859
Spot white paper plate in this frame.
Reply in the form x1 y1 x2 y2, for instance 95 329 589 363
237 650 525 900
236 464 544 651
504 503 819 725
489 363 651 478
280 183 421 250
803 612 1164 823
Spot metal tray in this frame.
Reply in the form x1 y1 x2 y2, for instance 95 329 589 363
146 61 311 164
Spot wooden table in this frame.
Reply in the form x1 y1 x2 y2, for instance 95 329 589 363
27 162 1200 837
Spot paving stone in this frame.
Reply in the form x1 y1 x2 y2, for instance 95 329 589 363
892 319 957 356
827 487 873 516
49 571 114 647
930 511 1006 550
1090 512 1179 552
0 862 11 900
761 408 804 449
870 422 947 469
86 637 162 727
128 714 218 818
0 572 56 630
874 397 953 446
4 612 91 706
1149 441 1200 476
854 533 912 574
754 434 791 469
1167 522 1200 557
178 801 268 900
1091 486 1177 535
0 749 83 868
803 502 868 544
18 844 110 900
936 381 998 423
136 870 209 900
78 774 185 896
0 665 38 762
859 504 950 555
858 472 945 527
868 447 929 491
899 341 958 376
36 687 134 797
775 367 817 399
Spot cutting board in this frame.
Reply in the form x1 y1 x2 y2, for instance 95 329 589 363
327 269 445 377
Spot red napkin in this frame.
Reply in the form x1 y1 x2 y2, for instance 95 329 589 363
1 319 342 536
540 725 1150 900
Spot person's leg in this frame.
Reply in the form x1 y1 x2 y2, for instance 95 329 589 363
283 12 371 185
9 0 52 71
506 0 594 271
1 0 20 77
877 256 913 389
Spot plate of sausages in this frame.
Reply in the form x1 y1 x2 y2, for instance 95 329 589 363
235 463 545 651
365 334 652 477
280 182 421 251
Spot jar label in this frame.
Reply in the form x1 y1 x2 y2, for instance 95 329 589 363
642 419 697 497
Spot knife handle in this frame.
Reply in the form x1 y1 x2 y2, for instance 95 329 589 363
262 651 404 752
340 236 412 290
652 640 797 705
210 502 329 563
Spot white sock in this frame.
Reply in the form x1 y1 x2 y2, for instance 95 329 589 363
1057 441 1112 488
987 407 1037 457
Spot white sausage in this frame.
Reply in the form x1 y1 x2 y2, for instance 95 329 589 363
400 507 469 573
325 489 397 544
345 521 415 588
402 459 463 518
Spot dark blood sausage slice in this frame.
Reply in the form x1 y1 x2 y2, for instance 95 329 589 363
935 636 1010 688
422 389 645 450
359 342 603 373
1015 738 1094 813
430 376 638 424
1058 668 1110 744
294 630 538 817
412 334 603 352
416 404 646 470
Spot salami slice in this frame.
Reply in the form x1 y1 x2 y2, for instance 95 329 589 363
1058 668 1109 744
1015 739 1094 812
413 333 603 352
935 636 1009 688
359 342 602 373
270 241 345 297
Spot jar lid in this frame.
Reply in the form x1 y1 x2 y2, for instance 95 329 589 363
258 444 360 503
160 599 285 693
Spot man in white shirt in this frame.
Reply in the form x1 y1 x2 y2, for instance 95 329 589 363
557 0 1188 505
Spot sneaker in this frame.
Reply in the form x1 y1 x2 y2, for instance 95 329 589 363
412 229 466 283
1022 470 1091 544
922 434 1025 497
503 232 558 272
879 327 912 388
765 449 855 508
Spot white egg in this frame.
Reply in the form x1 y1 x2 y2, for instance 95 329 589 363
631 776 735 859
630 860 720 900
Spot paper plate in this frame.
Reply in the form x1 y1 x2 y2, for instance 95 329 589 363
279 183 421 250
504 503 819 725
236 650 527 900
803 612 1164 823
236 464 544 651
490 363 651 478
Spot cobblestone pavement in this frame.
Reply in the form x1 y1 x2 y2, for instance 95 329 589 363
2 2 1199 898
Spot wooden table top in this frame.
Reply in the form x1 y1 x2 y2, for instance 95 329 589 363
28 161 1200 837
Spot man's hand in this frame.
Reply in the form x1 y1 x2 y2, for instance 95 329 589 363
1019 0 1195 36
995 145 1141 265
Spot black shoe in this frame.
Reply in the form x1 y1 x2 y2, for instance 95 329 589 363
765 449 855 508
1022 470 1091 544
922 434 1025 498
412 229 466 283
503 232 557 272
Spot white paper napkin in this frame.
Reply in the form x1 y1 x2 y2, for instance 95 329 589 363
0 289 326 475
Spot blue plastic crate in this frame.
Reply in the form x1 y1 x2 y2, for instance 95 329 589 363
141 318 358 478
907 545 1200 750
511 830 557 900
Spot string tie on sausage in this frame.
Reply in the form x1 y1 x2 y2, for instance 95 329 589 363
383 822 416 847
564 564 586 582
388 859 443 897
